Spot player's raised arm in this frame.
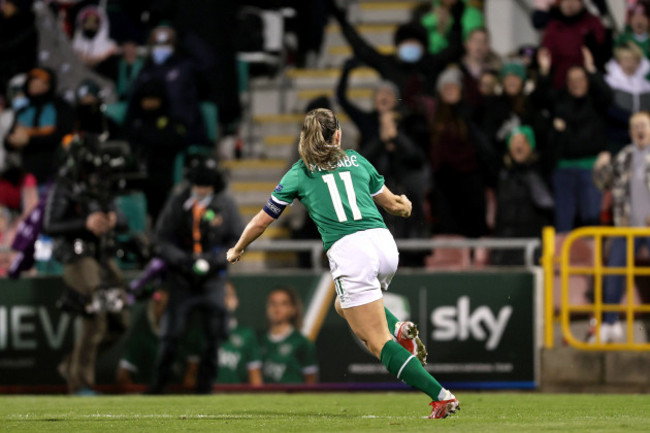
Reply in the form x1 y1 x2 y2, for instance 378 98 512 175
226 210 275 263
373 185 412 218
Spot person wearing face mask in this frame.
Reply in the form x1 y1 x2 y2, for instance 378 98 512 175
128 25 208 146
0 74 27 151
3 68 74 190
147 155 243 394
71 6 118 73
492 126 553 266
326 0 465 107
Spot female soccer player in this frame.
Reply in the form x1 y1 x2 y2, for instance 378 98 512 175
226 108 459 419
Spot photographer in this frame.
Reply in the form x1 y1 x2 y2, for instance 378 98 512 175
42 137 129 395
148 156 243 394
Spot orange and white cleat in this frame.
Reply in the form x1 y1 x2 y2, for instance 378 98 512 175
429 391 459 419
394 321 427 366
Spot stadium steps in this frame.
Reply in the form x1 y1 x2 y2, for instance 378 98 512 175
351 1 419 23
231 1 413 270
324 23 397 47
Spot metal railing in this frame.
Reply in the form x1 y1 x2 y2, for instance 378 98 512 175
542 226 650 351
248 237 541 271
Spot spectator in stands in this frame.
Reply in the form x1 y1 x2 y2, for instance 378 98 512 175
71 6 118 75
541 0 608 89
337 57 429 237
533 0 612 30
126 79 187 223
592 111 650 343
477 69 499 98
0 153 38 221
4 68 74 188
327 0 465 105
419 0 484 55
492 126 553 265
428 66 494 237
535 47 612 231
114 41 144 101
74 79 115 136
616 0 650 59
261 287 318 384
216 282 263 385
481 61 546 160
605 42 650 153
129 26 208 146
459 27 501 115
0 74 27 150
0 0 38 100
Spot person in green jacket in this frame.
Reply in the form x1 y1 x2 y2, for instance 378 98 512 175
421 0 484 54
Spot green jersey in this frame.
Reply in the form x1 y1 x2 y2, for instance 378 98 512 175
260 329 318 384
216 325 262 384
270 150 387 250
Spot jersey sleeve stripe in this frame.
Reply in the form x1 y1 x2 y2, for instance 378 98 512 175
370 185 385 197
270 195 290 206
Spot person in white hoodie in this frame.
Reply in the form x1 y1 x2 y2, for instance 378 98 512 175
605 42 650 152
71 5 117 72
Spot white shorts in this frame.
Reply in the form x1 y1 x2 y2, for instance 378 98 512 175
326 228 399 309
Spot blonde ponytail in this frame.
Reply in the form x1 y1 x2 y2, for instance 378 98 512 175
299 108 345 171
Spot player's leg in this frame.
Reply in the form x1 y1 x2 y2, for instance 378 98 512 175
374 228 427 364
342 297 457 418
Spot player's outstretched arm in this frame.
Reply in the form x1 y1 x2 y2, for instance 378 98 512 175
373 186 412 218
227 210 275 263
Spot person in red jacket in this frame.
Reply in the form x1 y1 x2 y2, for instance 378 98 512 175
541 0 607 89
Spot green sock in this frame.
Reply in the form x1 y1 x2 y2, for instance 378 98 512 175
380 340 444 401
384 307 400 337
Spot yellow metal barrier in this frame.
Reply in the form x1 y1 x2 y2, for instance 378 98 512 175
543 226 650 351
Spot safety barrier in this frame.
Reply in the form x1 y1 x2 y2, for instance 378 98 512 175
542 226 650 351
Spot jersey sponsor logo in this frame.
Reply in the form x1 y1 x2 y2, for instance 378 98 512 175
279 343 293 356
218 348 242 369
263 361 287 382
310 155 359 172
274 184 284 192
231 335 243 347
430 296 513 351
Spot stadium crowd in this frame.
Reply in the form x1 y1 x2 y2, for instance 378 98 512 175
0 0 649 391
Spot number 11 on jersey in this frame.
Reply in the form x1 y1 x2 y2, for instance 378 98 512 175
322 172 362 222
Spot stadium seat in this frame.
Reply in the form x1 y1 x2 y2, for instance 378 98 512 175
424 235 471 270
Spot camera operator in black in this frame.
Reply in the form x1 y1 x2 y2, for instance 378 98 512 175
148 156 243 394
42 137 127 395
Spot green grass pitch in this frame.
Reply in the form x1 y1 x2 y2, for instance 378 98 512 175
1 392 649 432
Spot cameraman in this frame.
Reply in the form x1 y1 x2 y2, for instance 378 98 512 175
148 156 243 394
42 137 126 395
